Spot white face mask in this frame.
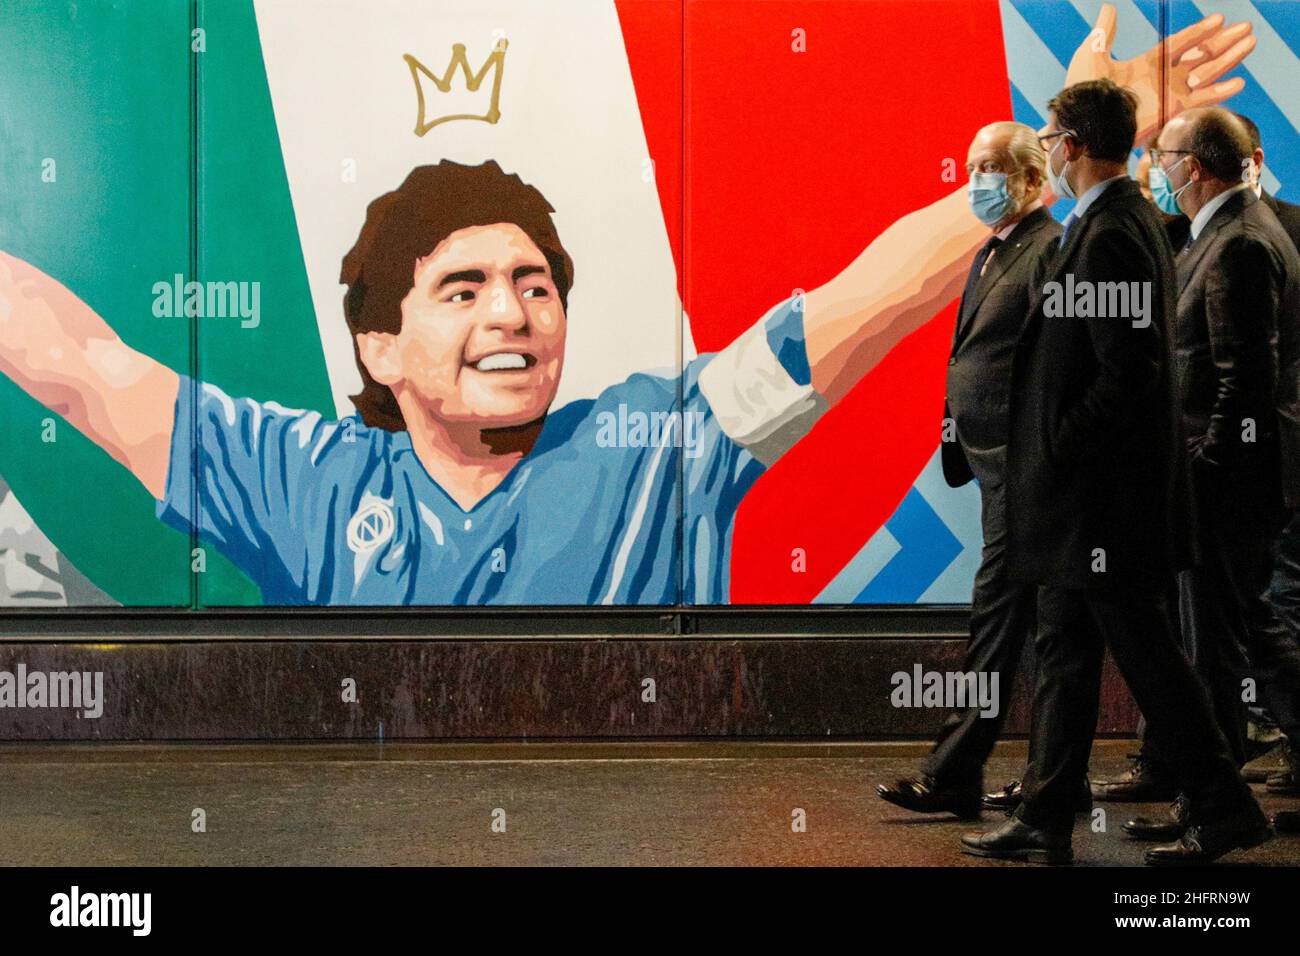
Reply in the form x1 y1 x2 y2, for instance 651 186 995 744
1047 136 1076 201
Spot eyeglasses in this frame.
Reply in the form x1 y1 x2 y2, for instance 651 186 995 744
1148 148 1192 164
1038 129 1076 150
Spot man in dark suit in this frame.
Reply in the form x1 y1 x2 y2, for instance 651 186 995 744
877 122 1062 819
1236 113 1300 258
1241 113 1300 800
1097 113 1300 806
1121 112 1300 849
960 80 1266 865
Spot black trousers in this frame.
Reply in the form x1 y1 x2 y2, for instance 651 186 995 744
1138 465 1300 768
1017 584 1250 835
1176 478 1300 764
924 462 1036 787
1271 509 1300 642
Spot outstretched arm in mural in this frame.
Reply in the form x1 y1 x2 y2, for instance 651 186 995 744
798 5 1254 407
1066 4 1255 146
0 252 178 500
0 9 1257 493
801 188 984 406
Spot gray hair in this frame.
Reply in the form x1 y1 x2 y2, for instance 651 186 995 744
978 121 1046 199
1005 123 1047 181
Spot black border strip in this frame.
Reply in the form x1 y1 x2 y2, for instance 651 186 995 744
0 605 969 639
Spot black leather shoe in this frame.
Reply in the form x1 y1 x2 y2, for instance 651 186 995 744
876 776 982 819
1246 718 1285 762
1265 743 1298 795
960 817 1073 864
983 778 1092 814
1092 755 1178 803
1123 794 1190 842
1143 807 1272 866
1267 769 1299 794
982 779 1024 811
1273 810 1300 834
1243 741 1287 783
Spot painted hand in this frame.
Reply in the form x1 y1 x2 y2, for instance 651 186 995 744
1065 3 1256 143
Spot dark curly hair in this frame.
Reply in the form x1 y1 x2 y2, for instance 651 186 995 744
340 160 574 430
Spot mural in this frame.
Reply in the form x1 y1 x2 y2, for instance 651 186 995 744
0 475 114 606
0 0 1293 608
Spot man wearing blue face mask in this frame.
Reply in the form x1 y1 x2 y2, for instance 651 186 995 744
1136 150 1192 252
1148 150 1193 218
877 122 1065 820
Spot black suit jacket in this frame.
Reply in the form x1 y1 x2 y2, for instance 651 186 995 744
942 207 1062 487
1165 214 1191 252
1175 188 1300 510
1005 178 1191 589
1262 190 1300 255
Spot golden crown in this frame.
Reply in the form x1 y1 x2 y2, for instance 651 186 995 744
403 39 508 136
